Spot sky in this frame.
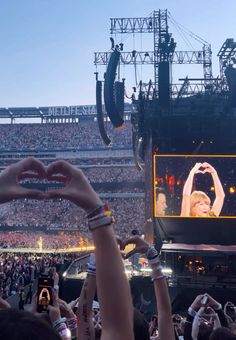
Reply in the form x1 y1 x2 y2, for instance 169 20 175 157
0 0 235 108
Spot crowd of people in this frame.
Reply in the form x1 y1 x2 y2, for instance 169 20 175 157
0 197 145 240
0 252 73 300
83 166 144 183
18 165 144 184
0 121 132 150
0 158 235 339
0 231 92 250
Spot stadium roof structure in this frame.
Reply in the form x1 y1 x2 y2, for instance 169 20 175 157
0 103 134 121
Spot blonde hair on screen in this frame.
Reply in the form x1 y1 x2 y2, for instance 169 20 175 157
190 190 211 216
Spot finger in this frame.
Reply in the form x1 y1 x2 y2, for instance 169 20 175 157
0 297 10 309
57 299 67 307
31 293 38 313
201 169 211 174
47 160 73 178
202 162 210 167
122 236 139 249
51 289 59 307
15 187 46 200
116 237 123 249
16 158 47 178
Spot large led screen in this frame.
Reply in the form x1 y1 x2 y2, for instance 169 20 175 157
153 154 236 218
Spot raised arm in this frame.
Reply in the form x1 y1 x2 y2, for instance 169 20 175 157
181 163 203 216
77 254 97 340
46 161 134 340
201 162 225 216
122 235 175 340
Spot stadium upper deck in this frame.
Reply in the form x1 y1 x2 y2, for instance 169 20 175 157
0 121 132 151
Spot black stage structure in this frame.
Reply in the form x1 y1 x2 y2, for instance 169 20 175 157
92 9 236 315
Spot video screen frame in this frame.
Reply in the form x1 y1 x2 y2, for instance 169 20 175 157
153 154 236 218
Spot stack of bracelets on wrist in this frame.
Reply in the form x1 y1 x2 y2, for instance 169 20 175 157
87 204 115 231
53 318 71 339
66 316 78 332
146 246 166 281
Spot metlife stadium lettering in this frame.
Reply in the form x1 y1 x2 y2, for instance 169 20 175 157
48 105 97 116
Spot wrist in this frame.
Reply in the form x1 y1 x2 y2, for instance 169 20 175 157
146 246 159 260
52 317 67 328
213 303 222 311
66 312 75 319
85 199 104 214
87 204 115 231
188 306 197 317
66 315 78 331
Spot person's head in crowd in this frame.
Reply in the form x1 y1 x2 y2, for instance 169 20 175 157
0 308 61 340
210 327 236 340
195 316 215 340
133 308 149 340
190 190 211 217
92 307 149 340
156 187 167 216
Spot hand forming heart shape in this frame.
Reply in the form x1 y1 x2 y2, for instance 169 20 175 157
0 157 103 213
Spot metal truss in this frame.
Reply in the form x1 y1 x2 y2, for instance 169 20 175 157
217 38 236 88
110 16 156 34
94 50 205 66
136 80 220 99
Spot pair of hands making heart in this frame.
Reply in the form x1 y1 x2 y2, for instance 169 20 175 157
0 157 102 213
191 162 216 175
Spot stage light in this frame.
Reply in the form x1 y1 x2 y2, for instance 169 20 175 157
162 267 173 275
124 269 139 276
140 268 152 273
229 186 235 194
62 271 67 277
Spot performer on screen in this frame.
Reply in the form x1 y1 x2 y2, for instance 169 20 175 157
180 162 225 217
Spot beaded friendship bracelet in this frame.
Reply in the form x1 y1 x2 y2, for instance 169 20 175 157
88 214 114 231
52 317 67 329
87 264 96 276
87 203 114 231
66 316 78 331
146 246 159 260
87 203 111 219
86 205 104 219
145 246 166 280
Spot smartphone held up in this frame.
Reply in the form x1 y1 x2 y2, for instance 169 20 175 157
37 276 54 313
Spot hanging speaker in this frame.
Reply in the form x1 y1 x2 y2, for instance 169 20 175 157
96 80 111 145
104 49 124 127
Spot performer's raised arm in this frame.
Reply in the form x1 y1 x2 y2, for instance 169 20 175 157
181 163 203 216
201 162 225 217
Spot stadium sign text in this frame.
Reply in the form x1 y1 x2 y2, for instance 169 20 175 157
48 105 97 116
